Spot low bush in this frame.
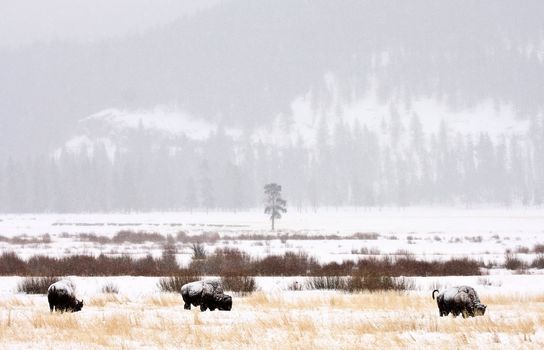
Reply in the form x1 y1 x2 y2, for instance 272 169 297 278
191 242 207 260
221 275 257 295
0 249 484 277
176 231 220 244
533 244 544 254
347 275 413 292
514 246 530 254
504 253 527 270
305 276 347 290
305 275 414 292
531 255 544 269
78 231 165 244
158 273 201 293
0 234 51 245
112 230 165 244
17 276 59 294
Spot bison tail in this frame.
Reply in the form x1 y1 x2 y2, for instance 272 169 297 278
432 289 439 300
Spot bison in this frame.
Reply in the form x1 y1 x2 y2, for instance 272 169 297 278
47 279 84 313
181 280 232 312
432 285 486 318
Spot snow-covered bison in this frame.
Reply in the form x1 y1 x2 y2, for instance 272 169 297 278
181 280 232 312
47 279 84 313
432 285 486 318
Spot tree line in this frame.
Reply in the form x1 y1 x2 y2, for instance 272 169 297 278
1 114 543 212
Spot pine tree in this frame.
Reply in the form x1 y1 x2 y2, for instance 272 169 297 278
264 183 287 231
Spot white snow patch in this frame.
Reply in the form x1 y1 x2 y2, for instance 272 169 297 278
85 106 217 140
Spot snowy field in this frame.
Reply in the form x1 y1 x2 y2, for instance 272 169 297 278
0 276 543 349
0 209 543 348
1 208 544 265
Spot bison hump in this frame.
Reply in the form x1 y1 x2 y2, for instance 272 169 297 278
48 279 75 296
442 287 459 301
181 281 204 297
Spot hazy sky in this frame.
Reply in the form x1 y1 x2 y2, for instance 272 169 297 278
0 0 220 48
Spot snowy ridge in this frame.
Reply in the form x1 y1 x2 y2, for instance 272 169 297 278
60 86 527 156
84 106 217 140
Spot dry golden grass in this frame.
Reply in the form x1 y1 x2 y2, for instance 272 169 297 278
143 292 182 307
0 296 35 308
0 292 543 349
88 293 129 307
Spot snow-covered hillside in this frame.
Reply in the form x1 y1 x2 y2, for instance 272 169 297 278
60 89 528 156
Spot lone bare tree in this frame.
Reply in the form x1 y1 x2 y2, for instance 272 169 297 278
264 183 287 231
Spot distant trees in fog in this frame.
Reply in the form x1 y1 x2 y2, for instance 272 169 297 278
1 114 544 212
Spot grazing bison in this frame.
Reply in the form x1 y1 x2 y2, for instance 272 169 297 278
432 285 486 318
47 279 84 313
181 280 232 312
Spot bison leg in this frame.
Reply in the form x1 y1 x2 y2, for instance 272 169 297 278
467 307 475 317
184 303 191 310
200 304 207 312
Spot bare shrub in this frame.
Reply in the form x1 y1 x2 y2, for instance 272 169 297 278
514 246 530 254
191 248 252 276
101 282 119 294
78 233 110 244
191 242 207 260
504 253 527 270
17 277 59 294
533 244 544 254
160 236 179 273
393 249 414 256
438 258 482 275
305 276 347 290
465 236 483 243
347 275 414 292
221 275 257 295
351 247 381 255
305 275 414 292
112 230 165 244
255 252 320 275
0 250 484 277
531 255 544 269
352 232 380 240
0 252 27 275
157 273 201 293
177 231 220 244
0 234 51 245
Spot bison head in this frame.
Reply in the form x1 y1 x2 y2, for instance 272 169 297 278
217 294 232 311
474 303 486 316
72 300 84 312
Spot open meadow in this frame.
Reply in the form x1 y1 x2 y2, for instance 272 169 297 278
0 287 543 349
1 208 544 349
